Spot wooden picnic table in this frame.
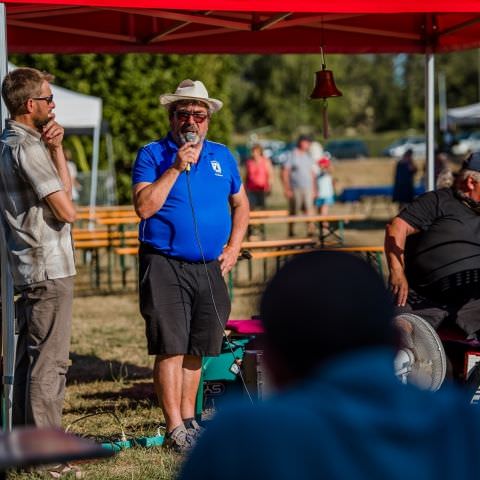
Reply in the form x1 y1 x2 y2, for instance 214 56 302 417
75 210 136 221
248 213 367 246
249 209 288 218
114 237 318 290
76 204 134 212
239 245 385 287
93 209 291 227
95 216 140 226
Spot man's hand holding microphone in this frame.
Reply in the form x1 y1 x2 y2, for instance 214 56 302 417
173 132 201 173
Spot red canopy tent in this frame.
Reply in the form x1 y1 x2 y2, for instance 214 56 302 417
1 0 480 430
1 0 480 54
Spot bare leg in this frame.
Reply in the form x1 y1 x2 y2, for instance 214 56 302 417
320 204 330 228
154 354 184 433
181 355 202 420
288 197 296 237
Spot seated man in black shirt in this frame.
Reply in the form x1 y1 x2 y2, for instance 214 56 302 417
385 152 480 338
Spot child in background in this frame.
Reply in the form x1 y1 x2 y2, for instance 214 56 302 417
315 154 335 216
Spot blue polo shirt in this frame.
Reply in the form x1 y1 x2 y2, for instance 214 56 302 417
132 134 242 262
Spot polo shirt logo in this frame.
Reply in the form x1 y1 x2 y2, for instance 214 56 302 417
210 160 223 176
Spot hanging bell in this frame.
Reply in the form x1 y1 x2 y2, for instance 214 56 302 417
310 66 342 99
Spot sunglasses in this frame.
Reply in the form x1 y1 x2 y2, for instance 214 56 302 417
174 110 209 123
32 94 54 105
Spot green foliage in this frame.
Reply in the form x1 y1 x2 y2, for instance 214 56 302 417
68 135 89 172
9 50 480 201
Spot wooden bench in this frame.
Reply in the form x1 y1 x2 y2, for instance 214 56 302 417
247 245 385 278
73 225 139 289
75 238 139 249
76 205 135 212
241 238 317 249
73 229 138 241
75 210 137 221
113 237 319 291
249 209 288 218
248 213 367 245
76 208 287 223
113 238 317 259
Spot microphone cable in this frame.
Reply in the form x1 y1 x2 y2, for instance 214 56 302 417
185 167 254 405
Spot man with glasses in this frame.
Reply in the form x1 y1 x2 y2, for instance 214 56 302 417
132 79 249 453
0 67 76 430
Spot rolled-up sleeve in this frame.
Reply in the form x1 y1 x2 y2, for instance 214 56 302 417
17 141 63 200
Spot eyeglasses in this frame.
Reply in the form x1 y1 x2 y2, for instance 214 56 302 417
32 94 54 105
174 110 209 123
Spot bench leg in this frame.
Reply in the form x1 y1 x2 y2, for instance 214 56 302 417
95 249 101 289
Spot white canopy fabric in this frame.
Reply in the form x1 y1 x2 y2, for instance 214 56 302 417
49 84 102 132
447 102 480 126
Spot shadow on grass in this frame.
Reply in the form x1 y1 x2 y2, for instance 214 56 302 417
78 381 156 403
68 352 152 384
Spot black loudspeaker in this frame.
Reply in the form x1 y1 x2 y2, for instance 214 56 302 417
242 350 271 399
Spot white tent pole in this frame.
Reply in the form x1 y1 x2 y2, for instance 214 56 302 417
88 99 102 226
106 132 117 205
425 51 435 191
438 71 447 133
0 2 16 432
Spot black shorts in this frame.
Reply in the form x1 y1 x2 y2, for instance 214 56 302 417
139 247 231 356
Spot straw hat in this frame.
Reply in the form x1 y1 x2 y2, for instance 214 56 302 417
159 79 223 112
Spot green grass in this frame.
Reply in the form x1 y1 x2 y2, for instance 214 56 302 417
8 292 185 479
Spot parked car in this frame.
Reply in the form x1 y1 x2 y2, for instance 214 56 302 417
235 139 287 164
383 136 426 158
324 139 369 160
451 131 480 156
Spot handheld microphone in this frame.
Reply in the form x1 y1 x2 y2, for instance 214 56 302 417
184 132 199 172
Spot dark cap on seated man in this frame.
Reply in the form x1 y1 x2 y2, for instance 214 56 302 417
260 251 397 387
462 151 480 172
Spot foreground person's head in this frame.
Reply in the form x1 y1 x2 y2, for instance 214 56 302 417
260 251 396 388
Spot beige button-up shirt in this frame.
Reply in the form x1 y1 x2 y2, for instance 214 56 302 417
0 120 75 286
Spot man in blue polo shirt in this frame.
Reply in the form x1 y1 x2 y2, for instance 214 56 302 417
132 79 249 453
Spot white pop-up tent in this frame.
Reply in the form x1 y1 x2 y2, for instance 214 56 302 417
447 102 480 126
8 63 103 213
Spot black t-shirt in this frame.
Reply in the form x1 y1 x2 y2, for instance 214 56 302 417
399 188 480 288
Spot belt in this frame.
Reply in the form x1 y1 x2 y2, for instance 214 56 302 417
139 243 215 265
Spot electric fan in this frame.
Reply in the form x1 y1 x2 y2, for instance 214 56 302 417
393 313 447 391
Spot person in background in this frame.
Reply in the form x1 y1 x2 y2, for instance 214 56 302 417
281 134 316 236
0 68 76 430
392 148 417 210
245 144 273 210
132 79 249 453
314 154 335 217
179 251 480 480
434 150 453 189
245 144 273 240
